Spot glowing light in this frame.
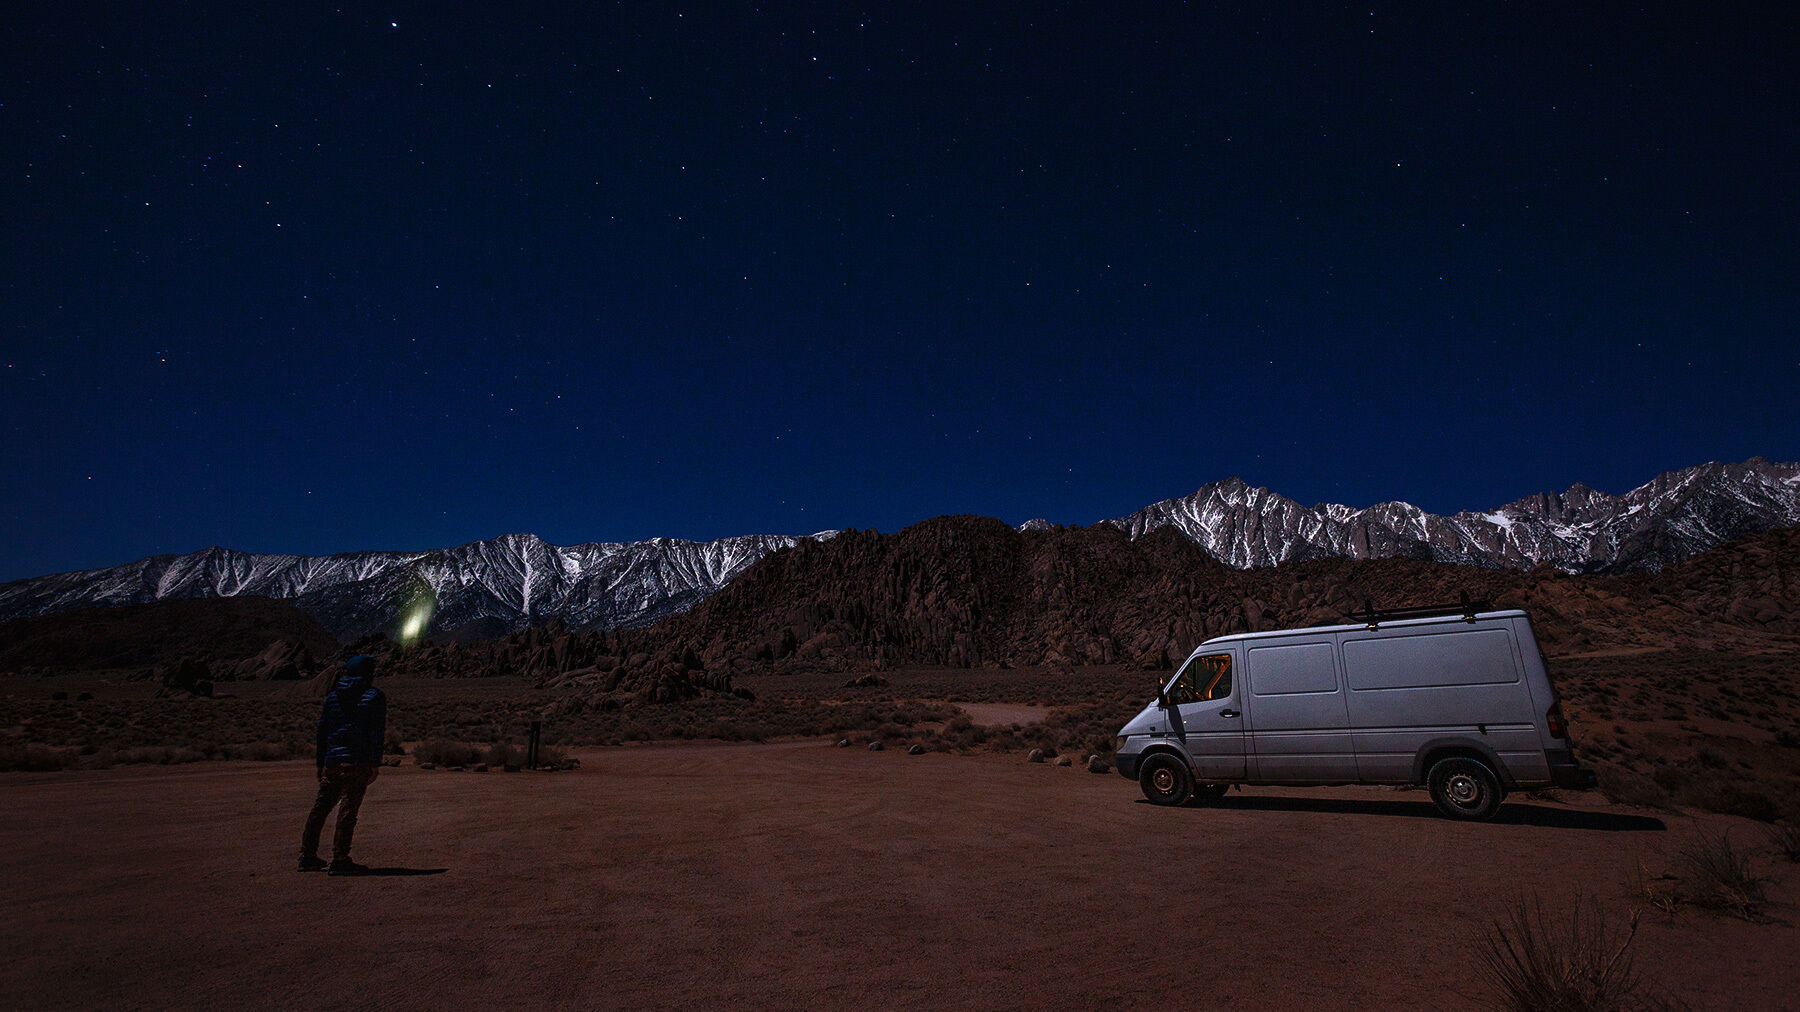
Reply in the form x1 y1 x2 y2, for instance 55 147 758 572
398 595 435 644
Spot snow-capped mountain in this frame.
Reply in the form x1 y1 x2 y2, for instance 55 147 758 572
0 531 836 640
4 458 1795 641
1107 457 1800 572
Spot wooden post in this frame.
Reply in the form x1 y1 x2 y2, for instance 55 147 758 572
527 720 542 770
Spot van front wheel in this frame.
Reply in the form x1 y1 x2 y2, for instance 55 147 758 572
1139 753 1193 806
1427 757 1503 820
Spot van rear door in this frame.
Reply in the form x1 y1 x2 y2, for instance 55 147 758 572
1341 623 1537 782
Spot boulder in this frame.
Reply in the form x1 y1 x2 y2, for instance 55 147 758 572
907 743 926 755
835 738 852 748
867 740 884 752
1054 755 1072 767
1027 748 1046 763
1086 755 1112 774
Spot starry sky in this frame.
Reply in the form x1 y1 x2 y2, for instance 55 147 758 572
4 3 1796 581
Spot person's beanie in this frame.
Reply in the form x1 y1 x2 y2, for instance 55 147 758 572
344 654 376 680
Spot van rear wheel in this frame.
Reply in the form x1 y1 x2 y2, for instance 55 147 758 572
1139 753 1193 806
1427 757 1503 820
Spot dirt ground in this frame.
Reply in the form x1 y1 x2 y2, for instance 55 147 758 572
4 744 1796 1010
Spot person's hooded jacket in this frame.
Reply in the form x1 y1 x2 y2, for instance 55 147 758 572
317 655 386 769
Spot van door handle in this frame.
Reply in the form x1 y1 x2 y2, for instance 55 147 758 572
1219 709 1239 719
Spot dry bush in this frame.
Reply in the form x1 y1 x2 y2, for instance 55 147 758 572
484 742 524 767
1678 832 1769 919
0 743 75 772
220 741 299 762
111 745 208 765
413 740 483 767
1767 822 1800 863
1629 860 1682 919
1475 894 1674 1011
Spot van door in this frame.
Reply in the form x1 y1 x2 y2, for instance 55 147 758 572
1243 639 1353 781
1166 649 1246 781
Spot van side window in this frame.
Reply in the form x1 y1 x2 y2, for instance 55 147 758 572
1168 654 1233 705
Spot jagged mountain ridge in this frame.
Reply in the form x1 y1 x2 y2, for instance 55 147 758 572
1107 457 1800 572
0 532 835 640
537 519 1800 689
1 457 1794 640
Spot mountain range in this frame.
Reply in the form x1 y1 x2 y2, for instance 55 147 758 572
1105 457 1800 571
0 531 833 641
2 457 1795 640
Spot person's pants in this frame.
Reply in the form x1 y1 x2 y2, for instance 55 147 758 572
301 765 376 862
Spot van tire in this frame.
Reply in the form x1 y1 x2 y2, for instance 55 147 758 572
1427 757 1503 820
1139 753 1193 806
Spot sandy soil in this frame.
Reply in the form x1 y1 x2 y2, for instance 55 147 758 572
4 744 1796 1010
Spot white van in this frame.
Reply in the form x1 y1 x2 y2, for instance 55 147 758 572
1112 603 1596 820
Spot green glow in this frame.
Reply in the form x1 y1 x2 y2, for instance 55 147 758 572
399 597 435 644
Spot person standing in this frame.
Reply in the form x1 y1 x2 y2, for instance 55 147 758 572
298 654 385 876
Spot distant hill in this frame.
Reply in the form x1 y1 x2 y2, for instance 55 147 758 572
580 518 1800 682
345 519 1800 701
0 596 340 677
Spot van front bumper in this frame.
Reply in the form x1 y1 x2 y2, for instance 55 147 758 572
1113 752 1140 781
1547 749 1598 789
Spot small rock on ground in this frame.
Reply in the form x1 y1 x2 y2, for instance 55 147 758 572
1086 755 1111 774
1054 755 1072 767
1027 748 1046 763
867 740 884 751
907 744 926 755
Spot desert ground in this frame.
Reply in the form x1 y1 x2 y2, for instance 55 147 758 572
5 738 1796 1010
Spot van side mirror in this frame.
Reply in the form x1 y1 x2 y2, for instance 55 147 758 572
1155 684 1169 708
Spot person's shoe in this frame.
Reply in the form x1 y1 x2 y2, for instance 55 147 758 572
328 858 371 877
297 855 328 873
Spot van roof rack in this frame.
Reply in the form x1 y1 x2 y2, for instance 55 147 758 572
1351 591 1490 628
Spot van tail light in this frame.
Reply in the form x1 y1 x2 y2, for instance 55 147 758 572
1546 701 1569 740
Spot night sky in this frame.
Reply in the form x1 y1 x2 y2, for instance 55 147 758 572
4 3 1796 581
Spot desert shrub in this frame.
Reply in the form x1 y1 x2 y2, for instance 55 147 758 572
1692 745 1729 769
484 742 525 767
1475 895 1671 1011
1685 780 1782 823
1596 767 1669 809
0 743 74 772
384 730 406 755
221 741 298 762
413 740 483 767
111 746 207 765
1678 832 1768 919
1766 822 1800 863
1630 860 1681 919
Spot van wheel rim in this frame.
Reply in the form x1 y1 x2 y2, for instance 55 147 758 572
1447 773 1480 806
1151 768 1176 794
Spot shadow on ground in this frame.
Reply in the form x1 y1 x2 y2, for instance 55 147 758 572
1139 794 1667 831
340 867 449 877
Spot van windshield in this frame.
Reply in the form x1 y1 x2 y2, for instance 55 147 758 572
1167 654 1232 705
